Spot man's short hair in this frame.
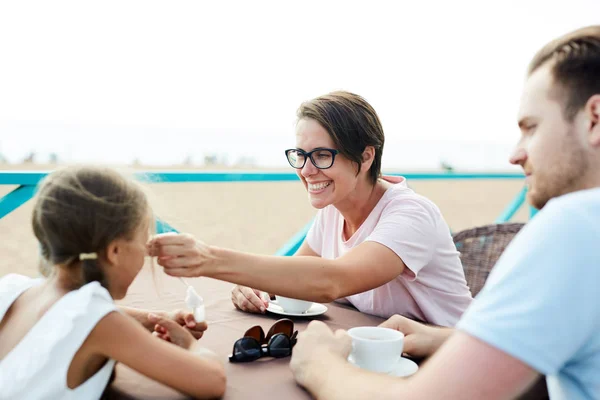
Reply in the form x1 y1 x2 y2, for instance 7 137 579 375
528 26 600 121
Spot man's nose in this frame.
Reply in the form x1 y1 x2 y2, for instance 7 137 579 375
509 147 528 166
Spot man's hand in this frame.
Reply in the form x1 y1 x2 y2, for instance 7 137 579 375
379 314 452 358
290 321 352 388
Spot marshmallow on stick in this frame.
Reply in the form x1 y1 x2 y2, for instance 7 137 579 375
184 283 205 323
152 233 206 323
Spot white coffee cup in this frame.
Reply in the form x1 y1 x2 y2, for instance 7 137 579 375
271 296 314 313
347 326 404 373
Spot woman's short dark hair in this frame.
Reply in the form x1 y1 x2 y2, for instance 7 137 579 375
297 91 385 184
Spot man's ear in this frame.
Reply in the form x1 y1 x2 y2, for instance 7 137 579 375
586 94 600 147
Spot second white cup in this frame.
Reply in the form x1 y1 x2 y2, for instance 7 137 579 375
347 326 404 373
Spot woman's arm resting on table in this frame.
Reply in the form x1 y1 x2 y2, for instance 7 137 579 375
91 312 226 399
295 324 539 400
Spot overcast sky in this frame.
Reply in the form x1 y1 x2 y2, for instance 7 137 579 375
1 0 598 169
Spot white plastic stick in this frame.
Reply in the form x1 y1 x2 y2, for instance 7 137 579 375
179 278 205 323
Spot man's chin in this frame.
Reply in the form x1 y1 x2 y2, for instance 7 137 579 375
527 190 549 210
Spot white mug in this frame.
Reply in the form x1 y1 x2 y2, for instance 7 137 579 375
347 326 404 373
271 296 314 313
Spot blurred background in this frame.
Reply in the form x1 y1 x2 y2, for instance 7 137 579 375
1 0 598 170
1 0 598 276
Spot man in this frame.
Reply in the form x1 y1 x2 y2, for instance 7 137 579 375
290 25 600 399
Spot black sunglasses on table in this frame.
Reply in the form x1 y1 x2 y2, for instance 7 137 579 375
229 319 298 363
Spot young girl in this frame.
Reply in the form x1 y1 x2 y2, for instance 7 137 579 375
0 166 226 399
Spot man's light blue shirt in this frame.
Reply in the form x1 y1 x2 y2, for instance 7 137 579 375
457 188 600 399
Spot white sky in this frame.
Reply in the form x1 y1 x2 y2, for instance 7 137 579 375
0 0 598 169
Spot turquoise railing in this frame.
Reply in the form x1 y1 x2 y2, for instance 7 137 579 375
0 171 534 256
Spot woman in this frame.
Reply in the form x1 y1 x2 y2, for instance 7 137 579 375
149 91 472 326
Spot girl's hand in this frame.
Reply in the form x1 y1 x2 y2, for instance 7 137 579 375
148 313 197 349
168 309 208 340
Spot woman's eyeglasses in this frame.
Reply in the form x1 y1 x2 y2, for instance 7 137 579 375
229 318 298 363
285 148 339 170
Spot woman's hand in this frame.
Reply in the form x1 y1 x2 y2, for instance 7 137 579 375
147 233 213 277
148 313 198 349
379 314 452 358
231 285 269 313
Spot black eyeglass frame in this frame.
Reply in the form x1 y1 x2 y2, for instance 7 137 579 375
284 148 339 170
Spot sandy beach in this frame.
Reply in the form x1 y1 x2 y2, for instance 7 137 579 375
0 165 529 278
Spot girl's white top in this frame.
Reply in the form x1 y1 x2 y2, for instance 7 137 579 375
0 274 117 400
185 286 205 322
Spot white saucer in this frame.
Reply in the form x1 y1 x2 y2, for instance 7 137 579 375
266 302 328 317
347 355 418 377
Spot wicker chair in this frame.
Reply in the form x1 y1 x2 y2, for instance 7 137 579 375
453 222 525 297
453 222 549 400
